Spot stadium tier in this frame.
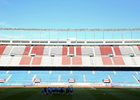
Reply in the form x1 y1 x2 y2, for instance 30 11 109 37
0 28 140 87
0 45 139 66
0 70 140 83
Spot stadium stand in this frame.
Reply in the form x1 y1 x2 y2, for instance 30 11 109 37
2 46 12 55
92 57 103 65
0 70 140 83
110 74 137 83
41 57 52 65
23 46 30 55
8 74 34 83
0 57 12 65
50 46 62 56
132 46 140 56
72 57 82 65
32 57 42 65
53 57 62 65
135 74 140 81
0 74 10 80
51 70 71 74
61 74 84 82
119 46 133 56
133 57 140 65
122 57 135 65
35 74 59 82
102 57 113 65
19 56 31 65
62 46 67 55
0 46 140 66
0 28 140 87
138 46 140 51
94 70 114 74
31 46 44 55
43 46 50 55
69 46 74 54
115 71 136 74
30 70 50 74
8 70 28 74
11 46 26 55
72 70 93 75
81 46 93 56
113 46 122 55
0 70 7 74
10 57 22 65
99 46 113 55
0 46 6 55
86 74 109 82
62 57 71 65
82 57 92 65
94 46 101 56
112 57 125 65
41 57 62 65
76 46 81 56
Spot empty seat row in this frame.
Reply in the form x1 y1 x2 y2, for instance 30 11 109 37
1 70 139 75
1 70 139 83
0 56 140 65
0 46 140 56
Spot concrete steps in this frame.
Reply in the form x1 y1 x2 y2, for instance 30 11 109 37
70 70 73 74
32 74 36 82
135 71 139 75
28 46 33 56
111 46 116 56
83 75 86 82
132 57 137 65
108 75 113 83
58 75 61 82
6 70 9 74
30 57 34 65
6 74 12 82
133 75 139 83
28 70 31 74
113 70 117 74
49 70 52 74
93 70 95 74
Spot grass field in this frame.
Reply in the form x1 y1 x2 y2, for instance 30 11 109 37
0 87 140 100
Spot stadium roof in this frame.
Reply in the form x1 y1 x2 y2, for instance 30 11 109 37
0 28 140 31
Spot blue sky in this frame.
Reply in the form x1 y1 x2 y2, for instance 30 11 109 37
0 0 140 39
0 0 140 29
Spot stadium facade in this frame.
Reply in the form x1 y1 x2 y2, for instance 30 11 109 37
0 28 140 87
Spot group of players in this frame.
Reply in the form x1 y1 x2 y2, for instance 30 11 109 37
42 87 73 95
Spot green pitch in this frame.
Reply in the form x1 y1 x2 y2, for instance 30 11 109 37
0 87 140 100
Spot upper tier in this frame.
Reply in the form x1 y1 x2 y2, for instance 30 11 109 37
0 45 140 67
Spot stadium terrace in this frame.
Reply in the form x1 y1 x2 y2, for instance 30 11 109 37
0 28 140 87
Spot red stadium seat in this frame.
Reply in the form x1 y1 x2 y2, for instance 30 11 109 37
19 56 31 65
31 46 44 55
0 46 6 55
62 57 70 65
62 46 67 55
23 46 30 55
138 46 140 51
72 57 82 65
113 46 122 55
100 46 113 55
112 57 125 65
102 57 113 65
76 46 81 55
32 57 42 65
69 46 74 54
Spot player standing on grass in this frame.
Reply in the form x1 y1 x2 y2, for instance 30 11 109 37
42 88 44 95
44 87 47 95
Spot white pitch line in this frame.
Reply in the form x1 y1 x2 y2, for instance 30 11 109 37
90 87 96 90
